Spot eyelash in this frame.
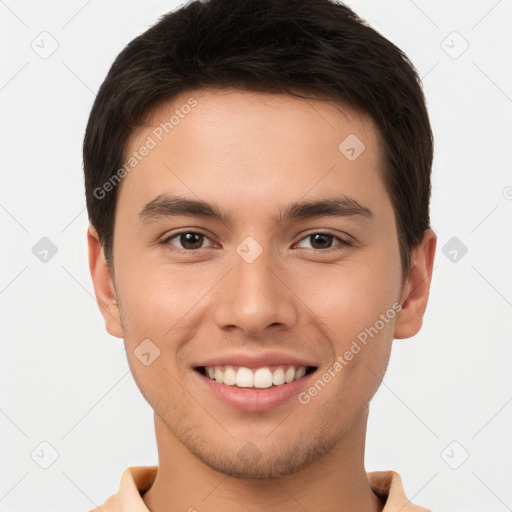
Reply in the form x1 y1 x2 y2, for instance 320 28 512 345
160 230 352 253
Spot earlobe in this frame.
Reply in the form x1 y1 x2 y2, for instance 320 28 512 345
87 226 124 339
394 229 437 340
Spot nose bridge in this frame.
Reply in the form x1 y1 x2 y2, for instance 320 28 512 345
213 239 297 336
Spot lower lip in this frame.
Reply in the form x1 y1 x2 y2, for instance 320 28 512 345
194 370 316 412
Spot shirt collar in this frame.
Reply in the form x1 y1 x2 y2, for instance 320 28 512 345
112 466 431 512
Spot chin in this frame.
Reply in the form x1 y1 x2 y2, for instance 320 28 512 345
183 432 335 480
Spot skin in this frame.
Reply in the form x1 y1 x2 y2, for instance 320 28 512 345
88 88 436 512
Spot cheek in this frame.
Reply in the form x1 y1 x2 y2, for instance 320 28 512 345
114 251 220 344
295 265 398 411
293 257 401 342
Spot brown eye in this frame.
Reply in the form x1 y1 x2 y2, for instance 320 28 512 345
309 233 334 249
295 233 349 250
165 231 210 251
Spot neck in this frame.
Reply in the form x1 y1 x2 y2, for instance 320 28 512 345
143 407 383 512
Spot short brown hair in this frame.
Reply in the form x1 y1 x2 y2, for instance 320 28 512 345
83 0 433 274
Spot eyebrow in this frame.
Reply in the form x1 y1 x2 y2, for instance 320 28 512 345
138 193 374 226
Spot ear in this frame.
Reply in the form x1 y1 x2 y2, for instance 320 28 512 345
87 225 124 338
394 229 437 339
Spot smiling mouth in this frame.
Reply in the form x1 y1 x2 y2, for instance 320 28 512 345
196 365 317 389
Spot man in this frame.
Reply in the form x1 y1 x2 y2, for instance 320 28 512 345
84 0 436 510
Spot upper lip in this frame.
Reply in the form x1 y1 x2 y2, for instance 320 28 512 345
193 351 317 369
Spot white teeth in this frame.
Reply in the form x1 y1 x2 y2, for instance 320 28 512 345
285 367 295 383
294 366 306 380
223 366 237 386
272 367 285 385
203 365 310 388
253 368 273 388
236 367 254 388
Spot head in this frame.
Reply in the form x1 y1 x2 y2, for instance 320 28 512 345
85 0 436 479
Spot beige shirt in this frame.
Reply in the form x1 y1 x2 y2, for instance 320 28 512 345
90 466 433 511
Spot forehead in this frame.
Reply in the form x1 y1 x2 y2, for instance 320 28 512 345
137 87 380 156
117 88 388 223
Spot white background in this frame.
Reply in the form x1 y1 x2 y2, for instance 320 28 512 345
1 1 511 511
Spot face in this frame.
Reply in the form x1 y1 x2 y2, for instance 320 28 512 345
89 88 435 479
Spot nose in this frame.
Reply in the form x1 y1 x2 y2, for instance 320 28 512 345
213 245 298 337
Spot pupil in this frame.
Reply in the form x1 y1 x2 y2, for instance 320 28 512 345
181 233 203 249
311 233 332 249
